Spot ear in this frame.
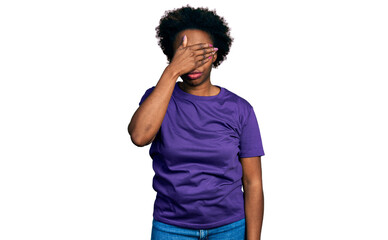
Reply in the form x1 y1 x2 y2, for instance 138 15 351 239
212 53 218 64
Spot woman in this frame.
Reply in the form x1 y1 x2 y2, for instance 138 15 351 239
128 5 265 240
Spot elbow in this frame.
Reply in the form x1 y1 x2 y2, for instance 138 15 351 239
128 130 148 147
127 123 154 147
130 134 146 147
127 124 143 147
242 178 263 190
128 129 152 147
242 181 264 197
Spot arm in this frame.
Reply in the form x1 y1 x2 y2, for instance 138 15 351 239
127 36 215 147
241 156 264 240
128 66 179 146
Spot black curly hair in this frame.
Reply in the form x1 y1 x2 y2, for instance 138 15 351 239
155 5 234 68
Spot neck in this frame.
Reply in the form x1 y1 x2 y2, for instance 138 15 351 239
179 81 219 97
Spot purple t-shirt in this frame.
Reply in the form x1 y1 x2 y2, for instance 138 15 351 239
139 81 265 229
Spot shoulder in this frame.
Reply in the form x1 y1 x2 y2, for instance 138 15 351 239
222 87 254 116
221 87 255 128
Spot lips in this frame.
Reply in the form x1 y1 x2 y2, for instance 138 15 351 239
187 71 203 80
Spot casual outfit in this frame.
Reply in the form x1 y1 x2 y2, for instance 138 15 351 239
151 218 246 240
139 81 265 234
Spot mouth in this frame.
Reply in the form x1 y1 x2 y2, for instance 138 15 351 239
187 71 203 80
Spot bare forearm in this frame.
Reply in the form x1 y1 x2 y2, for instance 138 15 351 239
244 184 264 240
128 65 180 146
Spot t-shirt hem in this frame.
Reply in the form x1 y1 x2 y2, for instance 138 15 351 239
153 213 246 229
239 152 265 158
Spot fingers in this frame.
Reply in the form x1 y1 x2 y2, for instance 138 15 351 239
181 41 216 56
178 35 188 49
182 35 187 48
174 40 216 69
195 51 216 62
194 56 211 68
194 52 215 67
194 46 218 56
192 46 217 67
189 42 213 51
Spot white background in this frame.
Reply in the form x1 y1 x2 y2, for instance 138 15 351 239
1 0 387 239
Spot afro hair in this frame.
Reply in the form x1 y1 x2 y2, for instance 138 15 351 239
155 5 234 68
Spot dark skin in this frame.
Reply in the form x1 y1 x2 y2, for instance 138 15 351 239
128 29 264 240
172 29 220 96
128 29 216 146
241 156 264 240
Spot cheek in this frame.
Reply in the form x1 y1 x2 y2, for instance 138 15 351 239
203 59 213 70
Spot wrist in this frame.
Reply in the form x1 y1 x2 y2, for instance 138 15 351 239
165 64 181 79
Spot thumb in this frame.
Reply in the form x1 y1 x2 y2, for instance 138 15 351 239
181 35 187 48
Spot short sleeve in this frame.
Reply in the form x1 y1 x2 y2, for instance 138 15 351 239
139 86 155 106
239 106 265 158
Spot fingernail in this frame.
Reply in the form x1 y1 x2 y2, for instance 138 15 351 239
208 56 212 59
209 44 213 47
183 35 186 41
214 47 218 52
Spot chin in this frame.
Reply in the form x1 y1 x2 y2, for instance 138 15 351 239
183 80 201 87
181 76 207 86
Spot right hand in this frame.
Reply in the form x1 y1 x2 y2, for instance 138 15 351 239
169 35 217 76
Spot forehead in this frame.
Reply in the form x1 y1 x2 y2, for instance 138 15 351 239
173 29 213 49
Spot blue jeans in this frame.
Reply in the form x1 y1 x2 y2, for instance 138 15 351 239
151 218 246 240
